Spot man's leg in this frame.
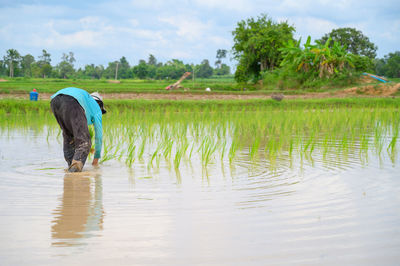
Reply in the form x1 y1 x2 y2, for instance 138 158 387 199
51 95 91 172
62 133 75 166
69 111 91 172
51 96 75 166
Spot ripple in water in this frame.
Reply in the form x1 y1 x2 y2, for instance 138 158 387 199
0 132 399 265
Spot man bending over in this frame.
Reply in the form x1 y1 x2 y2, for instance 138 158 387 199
50 87 106 172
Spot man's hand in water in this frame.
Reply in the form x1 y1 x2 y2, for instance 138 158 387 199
92 158 99 166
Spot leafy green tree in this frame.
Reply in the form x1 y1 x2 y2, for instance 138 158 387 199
64 52 75 63
118 56 131 79
351 55 375 73
31 64 41 78
103 61 120 79
147 64 157 79
132 60 149 79
197 59 213 78
234 62 249 83
102 57 131 80
154 59 188 79
376 51 400 78
83 64 96 79
148 54 157 66
38 49 51 64
83 64 105 79
214 63 230 76
57 52 75 78
318 28 377 59
3 49 21 77
155 66 168 79
385 51 400 78
37 49 52 78
375 58 386 76
0 59 6 76
21 54 35 77
74 67 84 79
57 61 74 78
215 49 227 69
95 65 105 79
41 63 53 78
232 14 295 82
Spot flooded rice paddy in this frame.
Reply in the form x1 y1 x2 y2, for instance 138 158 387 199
1 105 400 265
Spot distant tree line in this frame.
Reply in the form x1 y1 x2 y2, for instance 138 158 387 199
3 14 399 83
0 50 230 79
232 14 400 85
375 51 400 78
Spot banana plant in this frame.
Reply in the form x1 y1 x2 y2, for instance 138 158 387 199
280 36 355 79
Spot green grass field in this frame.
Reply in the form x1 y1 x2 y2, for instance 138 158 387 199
0 77 246 94
1 97 400 114
0 76 397 95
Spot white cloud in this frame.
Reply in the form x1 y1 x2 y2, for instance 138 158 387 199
208 36 231 47
158 16 212 41
280 0 352 11
79 16 104 30
33 30 104 49
128 19 139 27
193 0 254 12
129 0 167 9
0 0 398 66
289 17 338 40
169 50 192 59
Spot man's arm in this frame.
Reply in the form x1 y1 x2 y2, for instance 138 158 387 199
92 158 99 166
92 114 103 165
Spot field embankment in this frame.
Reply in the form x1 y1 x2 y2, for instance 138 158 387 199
0 76 399 100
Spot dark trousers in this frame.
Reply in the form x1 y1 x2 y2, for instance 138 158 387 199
50 94 91 167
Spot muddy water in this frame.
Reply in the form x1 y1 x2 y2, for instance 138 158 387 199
1 130 400 265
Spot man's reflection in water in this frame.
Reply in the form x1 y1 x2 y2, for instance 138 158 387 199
51 172 104 246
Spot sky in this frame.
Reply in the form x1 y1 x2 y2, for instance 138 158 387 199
0 0 399 68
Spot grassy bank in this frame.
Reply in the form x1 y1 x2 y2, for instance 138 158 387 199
1 97 400 114
0 77 245 94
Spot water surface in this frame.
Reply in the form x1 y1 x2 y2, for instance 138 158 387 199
0 127 400 265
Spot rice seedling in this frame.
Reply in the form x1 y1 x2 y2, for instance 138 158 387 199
1 98 400 175
125 144 136 168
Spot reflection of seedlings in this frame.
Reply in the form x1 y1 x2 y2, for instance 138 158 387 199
138 176 152 179
36 167 61 170
250 136 261 159
220 139 227 161
229 140 238 164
